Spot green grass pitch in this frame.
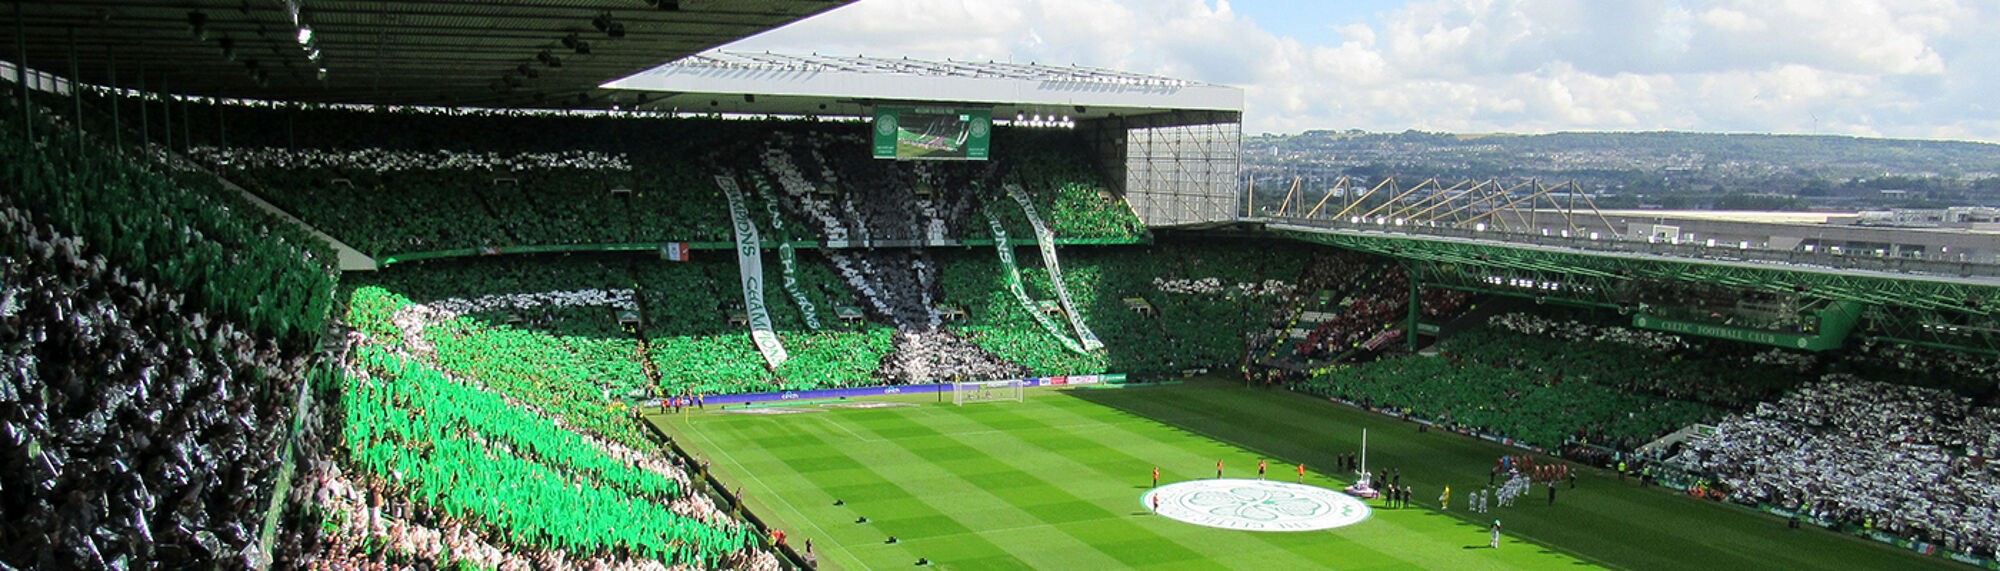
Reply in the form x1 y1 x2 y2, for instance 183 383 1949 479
650 379 1955 570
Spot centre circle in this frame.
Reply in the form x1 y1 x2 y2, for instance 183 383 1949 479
1143 479 1372 532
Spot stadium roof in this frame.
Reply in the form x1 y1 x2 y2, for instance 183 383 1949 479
1581 209 1856 225
2 1 854 108
604 51 1245 124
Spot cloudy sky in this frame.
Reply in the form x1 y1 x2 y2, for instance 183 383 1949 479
718 0 2000 142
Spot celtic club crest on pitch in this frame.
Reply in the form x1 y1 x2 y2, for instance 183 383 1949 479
1144 479 1371 532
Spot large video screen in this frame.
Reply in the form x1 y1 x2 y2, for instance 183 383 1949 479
872 107 991 160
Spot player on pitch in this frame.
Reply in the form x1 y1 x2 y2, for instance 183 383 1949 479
1258 460 1267 480
1490 520 1503 548
1296 463 1306 483
1152 466 1160 487
1216 459 1224 479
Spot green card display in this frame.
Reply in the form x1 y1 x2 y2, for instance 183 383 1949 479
873 107 991 160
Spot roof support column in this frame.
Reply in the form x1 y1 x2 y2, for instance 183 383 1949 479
160 75 169 153
14 0 30 143
106 46 118 152
68 27 81 154
136 62 147 152
1408 266 1422 352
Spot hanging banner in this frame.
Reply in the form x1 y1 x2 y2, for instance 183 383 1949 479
754 176 823 331
985 212 1088 354
715 174 789 368
1632 313 1829 351
1007 184 1103 350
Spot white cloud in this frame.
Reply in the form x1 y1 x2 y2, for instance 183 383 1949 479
1697 8 1764 33
717 0 2000 142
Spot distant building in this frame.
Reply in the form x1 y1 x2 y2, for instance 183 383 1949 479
1853 207 2000 229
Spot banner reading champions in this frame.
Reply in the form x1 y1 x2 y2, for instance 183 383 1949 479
873 106 991 161
714 175 789 368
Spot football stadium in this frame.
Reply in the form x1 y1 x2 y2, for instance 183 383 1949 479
4 2 1998 570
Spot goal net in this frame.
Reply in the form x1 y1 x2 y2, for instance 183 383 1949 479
953 379 1025 406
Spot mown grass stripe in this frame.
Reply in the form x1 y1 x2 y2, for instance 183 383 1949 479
686 414 1030 568
831 405 1138 569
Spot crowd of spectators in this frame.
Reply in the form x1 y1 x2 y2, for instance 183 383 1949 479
316 346 768 568
1484 312 1815 407
4 94 333 567
1298 329 1722 451
1844 338 2000 395
205 148 721 258
4 96 337 346
1295 263 1413 360
1669 377 2000 559
1486 312 1687 353
344 285 654 449
1271 249 1474 364
172 101 1141 260
341 236 1315 397
944 241 1307 377
1152 277 1295 297
2 199 309 567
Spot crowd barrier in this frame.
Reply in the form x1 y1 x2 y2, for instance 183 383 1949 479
376 238 1151 267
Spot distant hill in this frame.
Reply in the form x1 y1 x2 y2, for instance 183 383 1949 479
1243 130 2000 211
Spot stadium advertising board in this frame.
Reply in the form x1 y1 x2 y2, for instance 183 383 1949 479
701 374 1127 405
873 106 991 160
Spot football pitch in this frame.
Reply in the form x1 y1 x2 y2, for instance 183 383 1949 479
650 379 1953 570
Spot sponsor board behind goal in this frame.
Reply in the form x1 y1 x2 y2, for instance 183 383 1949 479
691 373 1130 406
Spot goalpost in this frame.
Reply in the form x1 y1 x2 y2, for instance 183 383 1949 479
953 379 1025 406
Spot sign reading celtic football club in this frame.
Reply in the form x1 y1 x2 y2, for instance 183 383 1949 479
1144 479 1370 532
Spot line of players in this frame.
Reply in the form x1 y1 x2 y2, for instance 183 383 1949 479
1461 456 1575 512
1152 453 1575 512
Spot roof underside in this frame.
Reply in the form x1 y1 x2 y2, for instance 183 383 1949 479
2 0 854 108
1276 226 2000 354
606 51 1245 124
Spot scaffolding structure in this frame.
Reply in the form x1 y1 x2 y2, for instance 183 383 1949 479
1123 119 1242 226
1262 176 1617 236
